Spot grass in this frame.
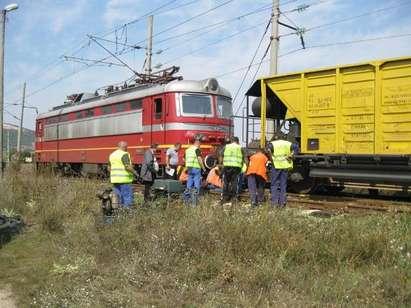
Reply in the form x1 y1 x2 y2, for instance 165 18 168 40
0 165 410 307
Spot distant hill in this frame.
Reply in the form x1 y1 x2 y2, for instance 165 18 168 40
2 123 35 152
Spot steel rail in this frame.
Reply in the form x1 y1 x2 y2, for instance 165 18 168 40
131 184 411 214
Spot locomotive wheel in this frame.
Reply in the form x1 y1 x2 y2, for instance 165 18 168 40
288 169 317 194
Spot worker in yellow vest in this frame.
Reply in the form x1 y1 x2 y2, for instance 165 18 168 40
267 134 294 208
108 141 139 208
219 136 247 204
183 138 206 206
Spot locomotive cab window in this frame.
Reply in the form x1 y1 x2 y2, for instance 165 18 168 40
181 94 212 117
217 96 232 119
154 98 162 119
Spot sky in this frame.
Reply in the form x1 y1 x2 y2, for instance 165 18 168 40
2 0 411 134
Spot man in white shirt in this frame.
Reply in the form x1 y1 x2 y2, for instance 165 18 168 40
166 142 181 180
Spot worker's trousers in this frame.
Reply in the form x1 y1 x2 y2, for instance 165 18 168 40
112 183 134 208
143 181 154 202
270 169 288 207
247 174 265 206
222 166 241 203
183 167 201 207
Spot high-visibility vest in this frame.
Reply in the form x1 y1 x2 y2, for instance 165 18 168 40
247 152 268 181
223 143 243 168
185 146 201 169
241 162 247 173
109 149 133 183
271 140 292 169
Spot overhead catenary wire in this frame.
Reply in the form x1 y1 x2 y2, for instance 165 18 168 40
234 39 273 116
6 0 303 100
161 21 268 66
4 0 184 100
154 3 273 45
280 0 411 38
215 32 411 80
7 0 236 106
232 17 272 116
4 109 20 121
153 0 235 39
8 0 405 113
154 0 305 47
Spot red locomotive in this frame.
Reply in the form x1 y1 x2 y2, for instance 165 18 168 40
35 76 233 176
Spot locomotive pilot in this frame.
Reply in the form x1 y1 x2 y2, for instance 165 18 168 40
267 134 294 208
108 141 138 208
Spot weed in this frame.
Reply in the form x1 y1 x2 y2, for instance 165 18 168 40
0 166 410 307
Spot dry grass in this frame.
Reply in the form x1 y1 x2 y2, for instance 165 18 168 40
0 166 410 307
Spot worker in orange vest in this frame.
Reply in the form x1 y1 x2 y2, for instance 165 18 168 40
246 148 269 207
206 165 223 192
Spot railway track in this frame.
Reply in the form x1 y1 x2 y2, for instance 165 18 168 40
132 184 411 214
286 193 411 214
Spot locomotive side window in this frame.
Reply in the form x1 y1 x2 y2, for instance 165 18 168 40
154 98 162 119
115 102 127 112
181 94 212 116
130 99 142 110
85 109 94 117
102 105 112 115
217 96 233 119
76 111 84 119
60 114 69 122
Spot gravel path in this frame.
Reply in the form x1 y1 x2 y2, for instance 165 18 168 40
0 286 17 308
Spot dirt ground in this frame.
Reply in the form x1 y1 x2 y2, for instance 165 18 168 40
0 286 16 308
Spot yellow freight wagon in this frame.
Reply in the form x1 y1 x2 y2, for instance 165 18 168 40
247 56 411 193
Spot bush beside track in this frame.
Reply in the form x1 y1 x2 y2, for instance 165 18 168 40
0 165 410 307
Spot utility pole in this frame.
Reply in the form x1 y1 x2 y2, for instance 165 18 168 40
6 129 9 162
270 0 280 75
144 15 153 76
17 81 25 156
266 0 280 139
0 3 19 177
0 10 5 175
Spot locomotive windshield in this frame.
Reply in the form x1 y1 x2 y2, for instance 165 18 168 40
216 96 232 119
181 94 212 116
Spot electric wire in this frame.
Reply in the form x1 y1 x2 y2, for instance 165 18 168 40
161 21 268 66
232 18 272 116
280 0 411 38
8 0 237 105
215 32 411 79
232 39 273 117
4 0 183 99
8 0 407 114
